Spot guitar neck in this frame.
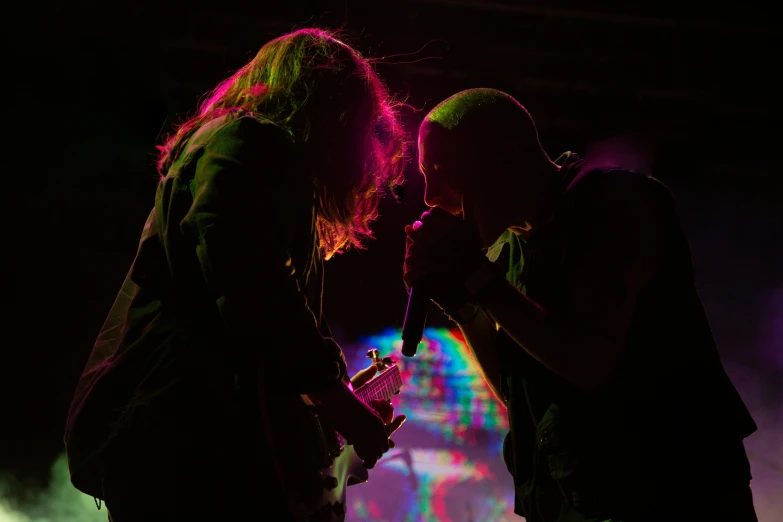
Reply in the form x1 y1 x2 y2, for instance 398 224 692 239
353 365 402 404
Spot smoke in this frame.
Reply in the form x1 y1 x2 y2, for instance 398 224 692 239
0 284 779 522
723 360 783 522
0 454 106 522
739 285 783 522
0 420 780 521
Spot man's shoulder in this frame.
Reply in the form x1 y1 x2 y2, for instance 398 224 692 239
159 112 298 191
568 164 674 213
190 112 292 155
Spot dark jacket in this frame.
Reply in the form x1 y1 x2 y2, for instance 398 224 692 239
494 155 757 521
64 112 347 499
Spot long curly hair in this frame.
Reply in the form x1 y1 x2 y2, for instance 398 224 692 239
157 28 408 258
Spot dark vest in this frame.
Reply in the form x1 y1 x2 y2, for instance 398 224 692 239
497 157 756 521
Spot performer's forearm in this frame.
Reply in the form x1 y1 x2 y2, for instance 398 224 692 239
478 279 619 392
458 309 505 405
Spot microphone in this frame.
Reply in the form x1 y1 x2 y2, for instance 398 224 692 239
401 286 430 357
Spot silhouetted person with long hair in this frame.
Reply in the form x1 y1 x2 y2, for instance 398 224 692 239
65 28 407 521
403 88 757 521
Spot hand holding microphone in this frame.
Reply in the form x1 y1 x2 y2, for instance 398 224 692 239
401 208 489 355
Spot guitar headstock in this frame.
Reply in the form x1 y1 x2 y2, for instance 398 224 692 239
354 350 402 403
367 349 395 371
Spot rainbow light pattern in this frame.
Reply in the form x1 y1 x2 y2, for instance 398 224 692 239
344 327 516 522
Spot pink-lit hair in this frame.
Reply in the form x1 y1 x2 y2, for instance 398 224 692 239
157 28 408 258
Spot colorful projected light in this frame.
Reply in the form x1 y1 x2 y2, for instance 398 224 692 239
345 327 515 522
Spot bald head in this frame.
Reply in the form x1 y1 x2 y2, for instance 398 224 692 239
417 89 558 244
422 88 543 154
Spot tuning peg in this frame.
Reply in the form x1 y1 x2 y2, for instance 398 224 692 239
366 349 380 364
381 356 393 366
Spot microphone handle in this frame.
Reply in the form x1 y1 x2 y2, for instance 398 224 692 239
401 287 430 357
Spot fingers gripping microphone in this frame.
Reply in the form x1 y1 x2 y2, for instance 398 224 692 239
401 286 430 357
402 210 452 357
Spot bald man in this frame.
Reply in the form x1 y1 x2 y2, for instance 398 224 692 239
403 89 758 522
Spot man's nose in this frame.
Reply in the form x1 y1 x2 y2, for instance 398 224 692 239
424 194 440 209
423 184 439 208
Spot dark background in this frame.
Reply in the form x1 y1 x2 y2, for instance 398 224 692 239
3 0 780 513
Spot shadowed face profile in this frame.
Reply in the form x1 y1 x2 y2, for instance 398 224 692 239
418 119 465 215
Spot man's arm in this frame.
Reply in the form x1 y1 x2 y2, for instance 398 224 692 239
475 176 668 392
458 309 505 404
